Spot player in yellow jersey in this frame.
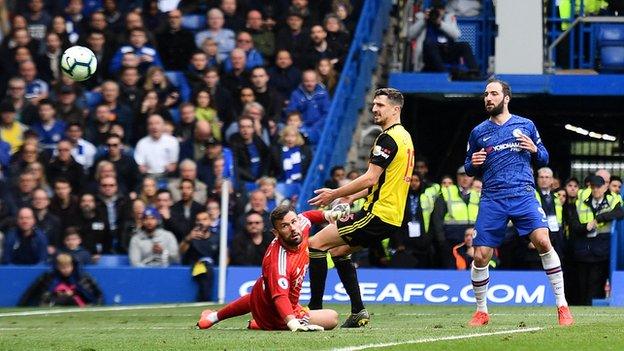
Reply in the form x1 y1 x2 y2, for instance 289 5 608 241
307 88 414 327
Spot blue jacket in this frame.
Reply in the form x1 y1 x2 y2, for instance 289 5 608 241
2 228 48 265
109 45 163 74
285 84 331 142
222 49 264 72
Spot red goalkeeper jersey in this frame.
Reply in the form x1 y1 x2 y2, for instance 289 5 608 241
249 210 324 330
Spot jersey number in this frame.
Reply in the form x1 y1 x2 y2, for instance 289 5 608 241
403 149 414 182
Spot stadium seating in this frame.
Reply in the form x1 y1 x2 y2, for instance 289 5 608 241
164 70 192 103
596 25 624 72
96 255 130 267
181 14 207 33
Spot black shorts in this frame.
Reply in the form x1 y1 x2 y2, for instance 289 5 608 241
336 210 401 248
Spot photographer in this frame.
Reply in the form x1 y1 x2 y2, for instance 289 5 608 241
180 211 220 301
407 0 478 73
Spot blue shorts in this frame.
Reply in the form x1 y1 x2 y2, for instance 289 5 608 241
473 194 548 248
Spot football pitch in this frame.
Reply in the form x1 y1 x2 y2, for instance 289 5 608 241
1 303 623 350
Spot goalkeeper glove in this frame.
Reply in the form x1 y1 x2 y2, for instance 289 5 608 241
287 318 324 332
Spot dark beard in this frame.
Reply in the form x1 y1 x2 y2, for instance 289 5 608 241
486 100 504 117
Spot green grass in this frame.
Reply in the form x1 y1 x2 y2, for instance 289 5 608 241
1 304 623 350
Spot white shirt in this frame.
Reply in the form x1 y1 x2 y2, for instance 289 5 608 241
134 133 179 174
71 138 97 171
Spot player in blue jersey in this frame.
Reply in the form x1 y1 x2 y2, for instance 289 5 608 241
464 79 574 326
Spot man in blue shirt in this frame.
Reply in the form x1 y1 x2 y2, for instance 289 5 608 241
464 79 573 326
2 207 48 265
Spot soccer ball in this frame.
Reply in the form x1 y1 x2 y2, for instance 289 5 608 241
60 46 97 82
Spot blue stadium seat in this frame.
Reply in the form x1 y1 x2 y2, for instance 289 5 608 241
245 181 259 193
97 255 130 267
85 91 102 108
181 14 207 32
596 24 624 72
276 182 301 199
165 70 191 103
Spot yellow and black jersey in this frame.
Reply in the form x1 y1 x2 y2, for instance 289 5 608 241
363 123 414 226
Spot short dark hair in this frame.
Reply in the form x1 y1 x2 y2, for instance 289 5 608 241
53 177 71 187
180 178 195 189
330 165 345 176
374 88 404 107
270 204 295 229
486 78 512 98
610 175 622 183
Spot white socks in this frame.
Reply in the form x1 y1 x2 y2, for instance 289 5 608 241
471 262 490 313
540 249 568 307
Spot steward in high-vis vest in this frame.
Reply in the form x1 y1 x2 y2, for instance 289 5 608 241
389 172 435 268
431 166 480 268
566 175 624 305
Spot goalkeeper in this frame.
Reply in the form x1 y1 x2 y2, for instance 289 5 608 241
196 204 350 331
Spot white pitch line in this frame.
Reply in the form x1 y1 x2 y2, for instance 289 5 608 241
330 327 543 351
392 312 616 317
0 302 217 318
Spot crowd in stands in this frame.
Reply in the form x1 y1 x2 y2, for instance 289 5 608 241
0 0 360 302
354 157 623 306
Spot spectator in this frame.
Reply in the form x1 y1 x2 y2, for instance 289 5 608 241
230 212 272 266
58 227 92 266
31 188 62 254
221 0 245 32
316 58 338 96
31 99 66 156
129 206 180 267
194 8 236 61
138 176 159 206
46 139 84 192
37 32 63 82
2 207 48 265
54 86 84 126
220 48 251 96
333 0 357 34
267 50 301 103
289 0 320 27
66 122 97 172
26 161 51 195
77 192 111 258
166 179 204 242
256 176 287 212
110 27 163 75
3 77 38 125
185 51 212 92
135 90 173 141
407 0 478 73
323 13 350 61
324 165 346 189
250 66 284 123
93 134 140 195
120 198 146 252
19 60 49 105
169 159 208 205
275 10 310 68
100 81 134 143
223 31 264 72
430 166 477 268
228 115 270 183
9 172 38 213
174 103 197 144
85 104 114 146
24 0 52 41
95 175 131 251
83 30 114 89
231 87 256 122
142 66 180 109
198 38 221 68
179 119 214 161
246 9 275 61
134 114 180 177
610 176 622 196
566 175 624 305
451 228 476 270
192 91 222 141
49 178 80 231
118 66 143 113
17 253 102 307
390 172 436 268
270 125 311 184
243 189 271 226
199 67 235 129
304 25 340 70
179 211 220 301
284 70 330 144
156 9 196 71
197 140 237 188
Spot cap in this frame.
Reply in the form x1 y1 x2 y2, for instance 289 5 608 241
0 101 15 113
457 166 466 174
142 206 161 220
587 175 605 187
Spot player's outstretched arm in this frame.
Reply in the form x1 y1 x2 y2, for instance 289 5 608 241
308 163 383 207
464 131 485 176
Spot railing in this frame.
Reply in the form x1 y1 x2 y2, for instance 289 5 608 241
297 0 392 211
